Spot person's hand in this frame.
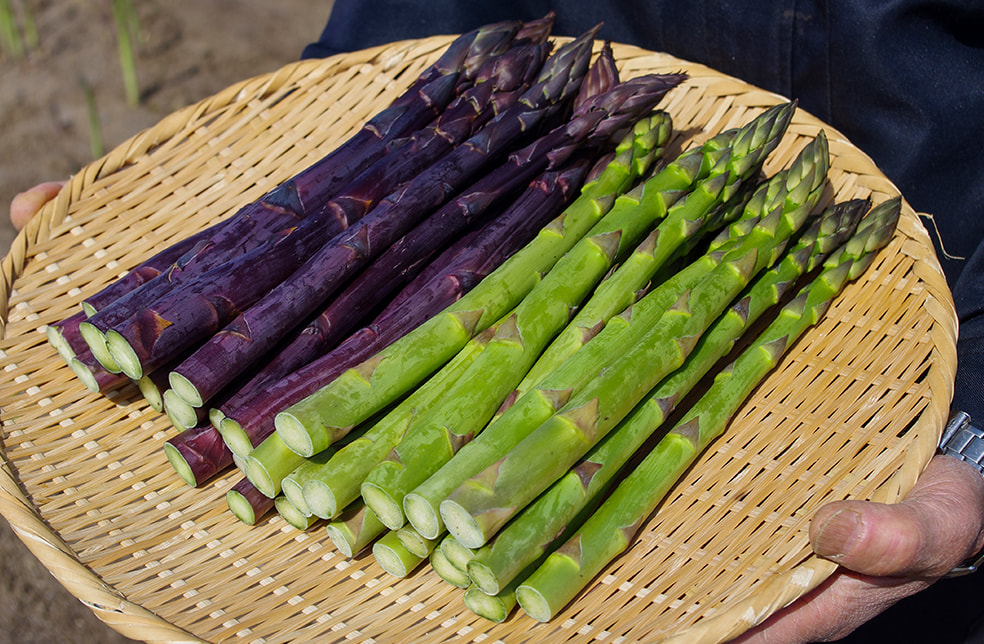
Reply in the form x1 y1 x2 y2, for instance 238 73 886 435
9 181 66 230
733 454 984 643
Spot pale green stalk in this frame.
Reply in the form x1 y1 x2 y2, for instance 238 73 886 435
441 157 824 549
273 114 672 457
514 197 901 621
325 501 387 558
300 325 496 521
373 530 425 578
464 197 863 596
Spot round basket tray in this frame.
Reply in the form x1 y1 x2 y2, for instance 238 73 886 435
0 36 957 644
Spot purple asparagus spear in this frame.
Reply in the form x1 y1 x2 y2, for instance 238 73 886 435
163 422 234 487
81 42 546 351
218 160 592 455
78 21 523 320
173 64 685 410
97 45 552 382
105 28 598 387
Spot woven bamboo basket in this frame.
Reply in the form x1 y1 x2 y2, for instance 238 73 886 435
0 36 957 644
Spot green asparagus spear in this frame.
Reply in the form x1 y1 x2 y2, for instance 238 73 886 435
429 547 472 589
514 197 901 621
373 530 426 578
396 526 440 559
244 432 319 499
301 324 497 521
464 584 519 623
402 114 812 542
275 495 320 531
368 106 794 536
464 197 864 596
274 113 673 458
519 112 811 391
280 449 337 518
439 534 478 573
325 500 387 558
440 143 825 549
361 155 700 530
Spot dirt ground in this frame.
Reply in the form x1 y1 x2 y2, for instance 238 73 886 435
0 2 330 642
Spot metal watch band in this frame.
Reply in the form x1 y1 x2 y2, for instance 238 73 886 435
940 411 984 472
940 411 984 576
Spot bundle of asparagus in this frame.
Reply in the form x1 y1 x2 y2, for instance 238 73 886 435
264 113 897 626
49 21 686 488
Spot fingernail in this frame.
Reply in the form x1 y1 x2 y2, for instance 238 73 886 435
813 509 864 559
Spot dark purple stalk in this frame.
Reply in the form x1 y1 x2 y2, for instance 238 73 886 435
100 39 557 382
80 224 235 315
227 476 277 525
81 70 471 338
68 351 130 394
163 422 234 487
46 310 91 362
214 149 589 423
135 365 172 412
46 311 129 392
179 107 552 407
156 29 600 403
78 21 522 322
220 160 591 452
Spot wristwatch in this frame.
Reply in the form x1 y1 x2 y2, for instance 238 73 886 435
939 410 984 576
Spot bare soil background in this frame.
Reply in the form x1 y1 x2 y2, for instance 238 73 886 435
0 2 330 642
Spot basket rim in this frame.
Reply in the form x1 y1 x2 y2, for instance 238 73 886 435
0 34 957 644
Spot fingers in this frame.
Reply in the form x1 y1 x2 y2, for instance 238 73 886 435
810 455 984 577
734 455 984 643
10 181 66 230
733 571 933 643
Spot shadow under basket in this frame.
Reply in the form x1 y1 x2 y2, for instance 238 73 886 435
0 36 956 643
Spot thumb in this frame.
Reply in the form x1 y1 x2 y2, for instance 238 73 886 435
10 181 66 230
810 455 984 578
